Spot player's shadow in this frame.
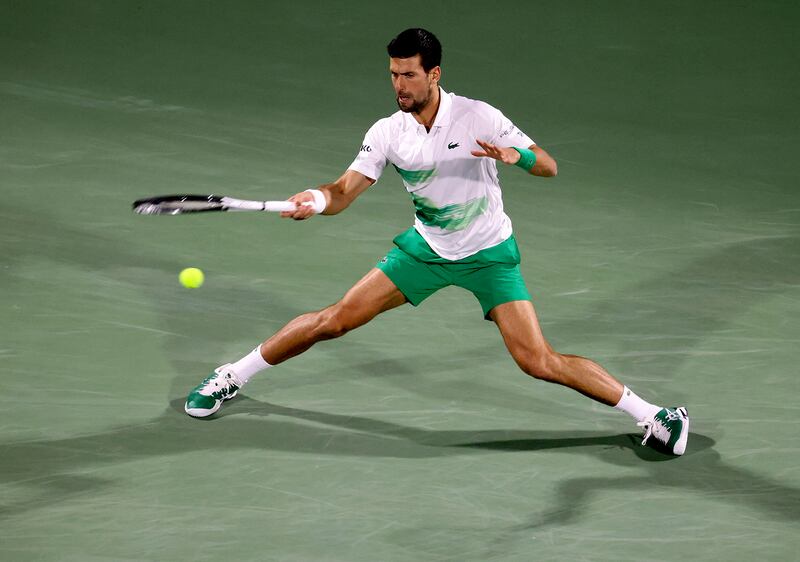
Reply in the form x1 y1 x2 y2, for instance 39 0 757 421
3 395 798 524
225 396 800 524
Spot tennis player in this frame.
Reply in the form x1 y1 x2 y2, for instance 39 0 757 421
185 28 689 455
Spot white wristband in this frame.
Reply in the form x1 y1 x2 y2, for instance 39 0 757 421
304 189 327 214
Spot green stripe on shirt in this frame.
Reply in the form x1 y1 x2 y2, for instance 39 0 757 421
411 193 488 231
393 165 436 186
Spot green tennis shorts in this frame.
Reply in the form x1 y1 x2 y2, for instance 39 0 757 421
376 228 532 320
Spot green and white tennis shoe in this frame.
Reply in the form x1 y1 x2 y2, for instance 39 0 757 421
638 406 689 455
184 364 242 418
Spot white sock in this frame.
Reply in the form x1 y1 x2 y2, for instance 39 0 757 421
614 386 661 422
227 344 272 385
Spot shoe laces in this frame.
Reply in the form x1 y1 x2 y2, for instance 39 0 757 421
198 368 242 397
637 415 672 446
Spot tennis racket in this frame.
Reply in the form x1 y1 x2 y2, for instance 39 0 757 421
132 194 311 215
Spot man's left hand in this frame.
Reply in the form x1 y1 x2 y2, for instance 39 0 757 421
470 139 521 165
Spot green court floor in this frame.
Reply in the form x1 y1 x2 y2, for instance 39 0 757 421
2 1 798 560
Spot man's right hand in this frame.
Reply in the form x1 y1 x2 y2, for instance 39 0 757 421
280 190 319 220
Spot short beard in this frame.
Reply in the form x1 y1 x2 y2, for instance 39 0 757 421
397 87 434 114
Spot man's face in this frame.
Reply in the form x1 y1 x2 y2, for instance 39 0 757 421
390 55 440 114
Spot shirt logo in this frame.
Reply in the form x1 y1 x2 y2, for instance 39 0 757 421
499 126 515 138
447 141 459 149
360 144 371 152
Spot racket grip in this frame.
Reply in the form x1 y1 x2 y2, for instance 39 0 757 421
262 201 314 212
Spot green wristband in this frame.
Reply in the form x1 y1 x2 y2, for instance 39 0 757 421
512 147 537 172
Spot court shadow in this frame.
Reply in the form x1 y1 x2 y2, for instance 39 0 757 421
210 395 668 457
486 431 800 549
0 474 113 521
211 396 800 523
448 432 676 462
2 395 798 524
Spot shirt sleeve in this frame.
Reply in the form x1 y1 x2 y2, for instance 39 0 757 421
347 120 389 182
488 107 535 149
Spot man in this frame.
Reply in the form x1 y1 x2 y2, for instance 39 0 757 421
185 29 689 455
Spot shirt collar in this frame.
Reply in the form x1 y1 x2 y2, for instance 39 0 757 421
431 87 452 128
402 86 452 129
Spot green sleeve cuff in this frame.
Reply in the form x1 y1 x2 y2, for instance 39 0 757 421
512 147 537 172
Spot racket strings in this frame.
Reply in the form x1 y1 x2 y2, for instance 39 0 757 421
133 198 224 215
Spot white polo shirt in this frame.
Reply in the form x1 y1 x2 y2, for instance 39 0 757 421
348 87 535 260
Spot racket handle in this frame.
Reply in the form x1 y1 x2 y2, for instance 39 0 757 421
263 201 298 212
221 197 314 213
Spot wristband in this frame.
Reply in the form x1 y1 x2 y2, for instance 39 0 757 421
304 189 327 214
512 147 537 172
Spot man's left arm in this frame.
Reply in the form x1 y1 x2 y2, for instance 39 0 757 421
471 140 558 177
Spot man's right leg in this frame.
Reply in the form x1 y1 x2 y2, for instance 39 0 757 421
185 268 407 417
261 268 408 364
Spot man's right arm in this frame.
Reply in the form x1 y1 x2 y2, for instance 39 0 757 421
280 169 376 220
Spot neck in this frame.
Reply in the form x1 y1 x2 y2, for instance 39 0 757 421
413 86 441 130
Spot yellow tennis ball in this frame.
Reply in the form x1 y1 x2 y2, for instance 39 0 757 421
179 267 204 288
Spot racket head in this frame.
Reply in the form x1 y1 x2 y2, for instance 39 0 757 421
132 194 226 215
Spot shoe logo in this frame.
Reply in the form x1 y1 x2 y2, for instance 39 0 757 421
447 141 459 149
650 419 672 444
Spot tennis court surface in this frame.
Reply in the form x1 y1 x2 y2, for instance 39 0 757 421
1 2 798 560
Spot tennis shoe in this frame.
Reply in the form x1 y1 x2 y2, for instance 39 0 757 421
184 364 242 418
638 406 689 455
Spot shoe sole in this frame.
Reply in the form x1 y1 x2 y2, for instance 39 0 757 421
673 406 689 455
184 389 239 418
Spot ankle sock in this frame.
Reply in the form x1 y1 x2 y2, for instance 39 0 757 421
228 344 272 384
614 386 661 423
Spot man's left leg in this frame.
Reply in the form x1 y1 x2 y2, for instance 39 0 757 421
490 300 623 404
490 300 689 455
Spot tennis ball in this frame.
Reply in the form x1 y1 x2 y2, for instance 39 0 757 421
179 267 204 288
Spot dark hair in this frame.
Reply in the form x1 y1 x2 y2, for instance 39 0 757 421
386 28 442 72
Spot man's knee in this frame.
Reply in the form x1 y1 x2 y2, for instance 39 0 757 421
315 303 365 340
518 349 563 382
